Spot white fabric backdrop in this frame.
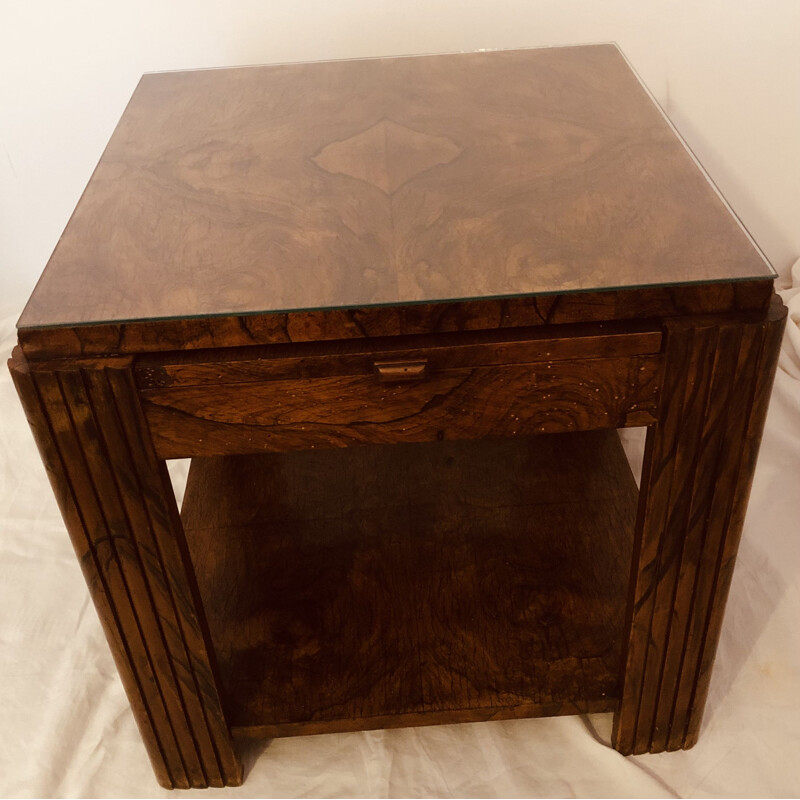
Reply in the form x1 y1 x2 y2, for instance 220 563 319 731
1 266 799 797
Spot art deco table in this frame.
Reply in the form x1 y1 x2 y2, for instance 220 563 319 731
9 44 785 788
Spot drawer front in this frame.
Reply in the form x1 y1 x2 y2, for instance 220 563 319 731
135 324 662 389
141 353 661 459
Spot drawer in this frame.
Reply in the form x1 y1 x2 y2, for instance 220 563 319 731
137 325 662 459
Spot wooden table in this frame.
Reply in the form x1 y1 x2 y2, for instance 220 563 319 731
9 44 785 789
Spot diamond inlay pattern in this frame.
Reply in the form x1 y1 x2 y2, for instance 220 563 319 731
312 118 462 194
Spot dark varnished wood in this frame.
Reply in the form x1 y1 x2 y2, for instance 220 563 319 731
137 325 661 459
181 431 637 736
134 322 662 389
17 44 773 360
20 281 772 361
9 40 787 790
613 295 787 754
7 347 242 789
19 281 771 360
142 353 660 460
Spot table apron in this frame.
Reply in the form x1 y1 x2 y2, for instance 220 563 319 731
140 353 661 459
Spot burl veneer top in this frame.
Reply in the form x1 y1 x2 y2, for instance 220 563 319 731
20 44 772 333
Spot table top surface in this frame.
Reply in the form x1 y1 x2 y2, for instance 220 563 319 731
19 43 774 333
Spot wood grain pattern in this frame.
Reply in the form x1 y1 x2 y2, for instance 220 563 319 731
7 348 242 789
612 295 787 754
142 354 661 459
134 322 662 389
180 431 637 736
18 280 773 360
17 43 773 359
9 35 786 786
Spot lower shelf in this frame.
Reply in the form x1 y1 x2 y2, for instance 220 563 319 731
181 430 638 738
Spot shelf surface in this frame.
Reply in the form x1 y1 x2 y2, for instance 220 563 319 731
182 431 638 738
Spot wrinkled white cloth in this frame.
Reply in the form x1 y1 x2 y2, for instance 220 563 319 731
1 273 799 797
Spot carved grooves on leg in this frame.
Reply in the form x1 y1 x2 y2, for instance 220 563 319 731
661 323 759 750
58 367 198 787
632 323 721 752
8 350 242 788
613 322 702 755
613 299 786 754
106 367 241 785
682 301 786 747
11 360 179 788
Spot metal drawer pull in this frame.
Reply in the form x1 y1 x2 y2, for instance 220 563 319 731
373 360 428 383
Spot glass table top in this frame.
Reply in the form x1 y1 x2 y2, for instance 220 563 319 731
18 44 774 332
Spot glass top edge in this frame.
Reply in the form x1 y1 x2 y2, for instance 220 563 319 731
615 47 777 279
17 274 777 332
141 41 622 79
18 43 778 335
